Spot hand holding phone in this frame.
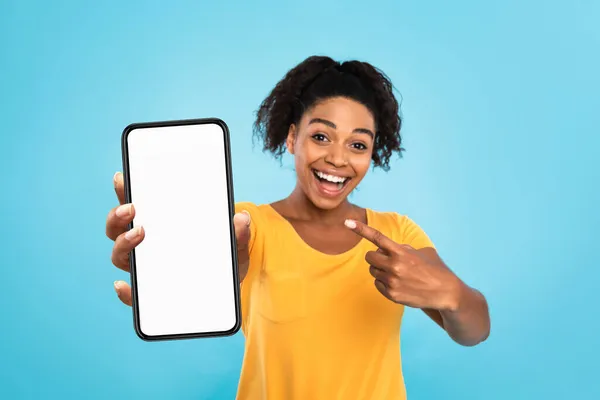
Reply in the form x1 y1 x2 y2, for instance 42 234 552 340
105 118 250 341
105 174 252 304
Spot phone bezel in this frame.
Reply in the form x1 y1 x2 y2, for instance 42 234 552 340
120 117 242 341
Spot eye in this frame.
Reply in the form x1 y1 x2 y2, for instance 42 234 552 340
351 142 368 151
311 133 329 142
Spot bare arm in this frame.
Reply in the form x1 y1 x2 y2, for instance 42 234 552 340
418 248 491 346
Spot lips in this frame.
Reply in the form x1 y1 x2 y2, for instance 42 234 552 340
311 169 352 197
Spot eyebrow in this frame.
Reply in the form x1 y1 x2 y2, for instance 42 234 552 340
308 118 374 138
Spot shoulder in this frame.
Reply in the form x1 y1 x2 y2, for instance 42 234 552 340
235 201 264 215
367 209 435 250
365 208 410 234
234 202 277 231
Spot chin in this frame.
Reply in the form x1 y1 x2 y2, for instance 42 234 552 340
308 195 346 210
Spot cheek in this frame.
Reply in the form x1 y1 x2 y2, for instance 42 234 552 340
294 141 322 167
292 147 314 181
352 154 372 177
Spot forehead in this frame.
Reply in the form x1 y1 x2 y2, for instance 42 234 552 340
301 97 375 132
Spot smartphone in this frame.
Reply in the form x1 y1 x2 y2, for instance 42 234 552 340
121 118 241 341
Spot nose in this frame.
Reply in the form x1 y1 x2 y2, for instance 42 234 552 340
324 144 348 168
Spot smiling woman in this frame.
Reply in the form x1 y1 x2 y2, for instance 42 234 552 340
107 55 491 400
287 97 376 209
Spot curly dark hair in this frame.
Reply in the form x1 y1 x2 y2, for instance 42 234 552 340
253 55 404 171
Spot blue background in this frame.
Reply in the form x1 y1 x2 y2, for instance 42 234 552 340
1 0 598 399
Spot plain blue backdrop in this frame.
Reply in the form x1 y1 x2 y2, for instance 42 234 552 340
1 1 598 399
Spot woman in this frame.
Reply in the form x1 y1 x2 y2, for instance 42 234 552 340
106 55 491 399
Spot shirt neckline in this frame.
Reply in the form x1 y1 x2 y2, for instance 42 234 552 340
264 204 372 259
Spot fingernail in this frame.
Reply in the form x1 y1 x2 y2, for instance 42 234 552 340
113 172 120 187
344 219 356 229
125 226 141 240
114 281 121 292
241 210 251 226
116 204 132 217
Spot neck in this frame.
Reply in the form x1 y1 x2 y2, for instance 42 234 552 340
285 184 357 225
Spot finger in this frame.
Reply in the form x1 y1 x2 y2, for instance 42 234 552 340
373 279 396 303
344 219 399 253
234 211 251 241
369 264 401 289
369 265 391 281
365 250 392 270
234 211 251 263
106 203 136 241
114 280 132 306
396 243 419 258
113 172 126 205
391 245 421 266
111 225 145 271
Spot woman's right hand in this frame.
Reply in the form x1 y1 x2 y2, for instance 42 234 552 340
105 172 252 307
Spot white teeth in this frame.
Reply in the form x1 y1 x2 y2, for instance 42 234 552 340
315 170 348 183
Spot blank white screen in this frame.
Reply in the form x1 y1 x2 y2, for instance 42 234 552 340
126 122 237 337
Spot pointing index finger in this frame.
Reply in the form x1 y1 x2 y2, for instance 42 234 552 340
345 219 398 253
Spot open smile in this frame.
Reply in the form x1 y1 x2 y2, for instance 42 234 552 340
311 169 352 197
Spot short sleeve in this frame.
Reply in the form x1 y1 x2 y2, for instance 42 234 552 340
395 214 436 250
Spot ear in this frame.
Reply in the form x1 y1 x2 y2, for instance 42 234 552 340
286 124 296 155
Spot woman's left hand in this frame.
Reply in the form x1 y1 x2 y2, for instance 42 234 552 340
345 219 465 311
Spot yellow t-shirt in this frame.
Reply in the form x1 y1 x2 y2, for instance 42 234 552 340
234 202 435 400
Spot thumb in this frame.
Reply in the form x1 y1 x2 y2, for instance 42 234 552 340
233 211 251 251
233 211 251 282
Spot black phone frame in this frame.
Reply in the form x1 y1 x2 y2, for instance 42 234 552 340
121 117 242 341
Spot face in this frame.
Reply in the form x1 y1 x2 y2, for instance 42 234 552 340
286 96 376 210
